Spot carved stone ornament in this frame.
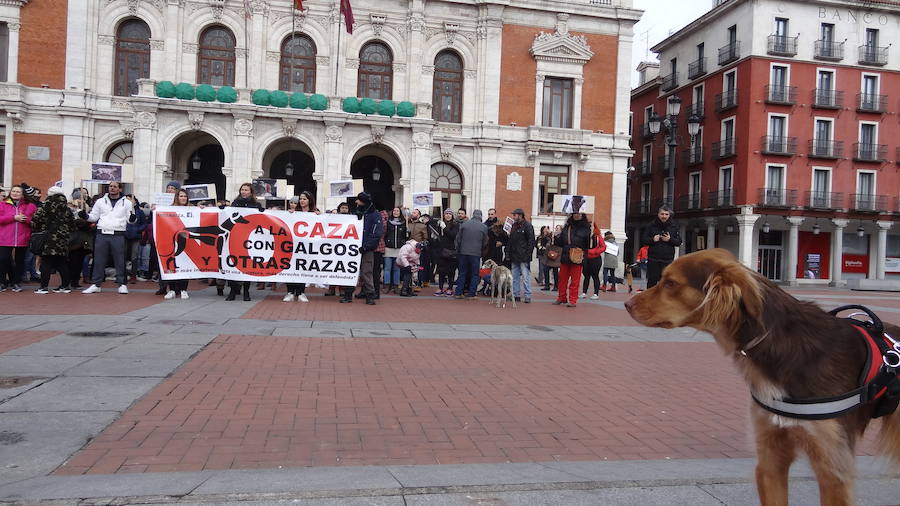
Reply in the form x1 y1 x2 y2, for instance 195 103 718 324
235 48 248 58
135 111 157 128
266 51 280 62
370 13 386 37
439 143 453 161
345 58 359 70
127 0 139 14
187 111 204 130
535 72 545 83
406 12 425 33
119 119 137 139
393 63 407 73
183 42 198 54
315 55 330 66
209 0 225 20
150 39 165 50
530 13 594 65
370 125 385 144
250 0 269 17
421 65 434 76
553 151 564 161
111 99 134 111
156 164 171 179
7 22 20 32
464 69 476 79
324 125 343 143
98 34 116 46
412 131 432 150
282 118 297 138
444 22 459 46
234 118 253 136
6 111 23 132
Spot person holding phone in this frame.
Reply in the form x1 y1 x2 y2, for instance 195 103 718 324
640 205 682 289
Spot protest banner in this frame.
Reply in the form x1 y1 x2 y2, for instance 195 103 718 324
153 207 362 285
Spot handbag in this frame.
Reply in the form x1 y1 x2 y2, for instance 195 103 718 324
28 231 47 256
441 247 457 260
545 244 562 262
567 229 584 265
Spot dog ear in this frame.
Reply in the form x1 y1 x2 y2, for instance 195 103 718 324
699 263 763 335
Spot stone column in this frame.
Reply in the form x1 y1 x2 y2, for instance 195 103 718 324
7 22 20 83
131 110 159 199
475 6 504 124
785 216 804 285
229 112 255 199
321 120 345 210
830 218 848 286
705 217 716 249
165 0 183 81
529 148 540 216
248 5 267 90
408 128 433 207
876 220 892 280
406 9 426 103
736 207 760 268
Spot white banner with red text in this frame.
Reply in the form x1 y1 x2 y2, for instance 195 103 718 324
153 207 362 285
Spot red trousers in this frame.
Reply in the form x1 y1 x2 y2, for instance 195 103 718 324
557 262 583 304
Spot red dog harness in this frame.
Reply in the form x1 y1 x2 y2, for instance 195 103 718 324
752 306 900 421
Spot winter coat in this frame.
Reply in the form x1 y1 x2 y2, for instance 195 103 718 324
0 198 37 247
86 194 135 233
455 218 488 257
231 196 264 211
553 219 591 265
507 219 536 263
30 194 75 257
358 203 384 253
125 206 147 240
486 224 507 264
396 239 420 268
408 220 428 243
641 217 682 262
438 220 458 253
384 217 408 249
375 210 388 254
602 238 619 269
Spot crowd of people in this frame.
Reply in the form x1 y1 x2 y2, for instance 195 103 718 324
1 180 682 306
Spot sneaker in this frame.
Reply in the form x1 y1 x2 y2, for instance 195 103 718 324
552 300 565 305
118 285 129 294
566 303 576 308
0 285 6 292
180 291 189 300
454 294 464 300
34 288 49 294
433 290 444 297
53 287 71 294
524 297 531 303
579 293 586 299
82 285 101 294
11 284 22 292
590 294 599 300
514 296 521 302
282 293 295 302
298 294 309 302
136 275 149 282
164 290 176 299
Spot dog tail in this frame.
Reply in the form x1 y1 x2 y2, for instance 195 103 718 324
879 403 900 464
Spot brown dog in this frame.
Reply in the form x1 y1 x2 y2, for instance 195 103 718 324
625 248 900 506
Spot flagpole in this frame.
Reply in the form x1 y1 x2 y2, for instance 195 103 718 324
243 13 250 87
334 8 342 96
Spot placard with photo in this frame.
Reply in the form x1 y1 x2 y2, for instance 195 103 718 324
252 178 277 199
89 162 123 183
183 183 215 202
553 194 595 214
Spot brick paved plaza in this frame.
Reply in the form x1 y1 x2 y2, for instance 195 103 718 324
0 282 898 504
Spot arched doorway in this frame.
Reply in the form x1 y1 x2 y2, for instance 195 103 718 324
350 145 401 211
262 138 316 200
430 162 465 211
171 132 225 201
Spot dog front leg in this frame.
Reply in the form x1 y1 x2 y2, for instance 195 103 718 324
753 416 796 506
805 421 857 506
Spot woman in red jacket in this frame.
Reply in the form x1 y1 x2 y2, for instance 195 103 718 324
0 185 38 292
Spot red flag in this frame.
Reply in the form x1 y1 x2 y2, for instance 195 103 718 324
294 0 303 10
340 0 354 34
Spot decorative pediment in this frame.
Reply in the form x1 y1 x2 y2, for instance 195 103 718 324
530 13 593 65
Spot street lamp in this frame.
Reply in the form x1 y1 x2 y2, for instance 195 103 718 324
190 153 202 172
284 161 294 177
812 221 821 235
372 165 382 182
648 95 701 148
857 224 865 237
762 222 771 233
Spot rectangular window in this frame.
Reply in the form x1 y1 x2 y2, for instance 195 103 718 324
774 18 788 37
862 74 878 98
642 144 652 174
813 119 833 156
859 123 876 145
812 168 831 207
697 42 704 60
821 23 834 44
542 77 573 129
768 115 786 152
766 165 785 205
641 182 651 213
722 118 734 139
719 166 733 206
0 23 7 82
663 177 674 206
865 28 878 49
670 57 677 75
857 171 875 210
728 25 737 44
689 172 702 209
724 70 736 92
538 165 569 214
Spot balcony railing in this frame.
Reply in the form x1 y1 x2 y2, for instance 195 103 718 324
761 135 797 155
808 139 844 159
636 160 652 176
676 193 704 212
718 41 740 65
767 35 798 56
758 187 798 207
814 40 844 61
707 190 735 208
812 88 843 109
857 93 887 113
687 57 707 79
661 72 679 91
686 100 704 119
682 146 703 165
656 154 676 174
850 193 888 212
715 89 738 111
805 191 843 209
713 138 736 159
858 45 889 66
853 142 887 162
765 84 797 105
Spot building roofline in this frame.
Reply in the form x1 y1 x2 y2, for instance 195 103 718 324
650 0 745 53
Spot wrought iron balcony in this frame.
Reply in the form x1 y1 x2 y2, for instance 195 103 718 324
765 85 797 105
853 142 887 162
707 190 735 208
814 40 844 61
686 101 704 119
858 45 888 66
636 160 652 176
712 138 736 159
682 146 703 166
718 41 740 65
761 135 797 155
856 93 887 113
758 187 797 207
676 193 704 212
687 57 707 79
812 88 843 109
661 72 679 91
804 191 843 210
767 35 798 56
850 193 888 212
807 139 843 159
656 154 676 174
714 89 738 111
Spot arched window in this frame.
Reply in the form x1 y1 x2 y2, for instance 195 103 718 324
105 141 133 165
114 19 151 96
358 41 393 100
197 26 236 86
432 50 463 123
279 34 316 93
430 162 465 211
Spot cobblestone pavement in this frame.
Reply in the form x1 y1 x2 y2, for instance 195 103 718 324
0 281 898 504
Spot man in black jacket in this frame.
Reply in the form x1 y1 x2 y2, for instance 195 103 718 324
343 192 384 305
508 208 535 303
640 205 682 289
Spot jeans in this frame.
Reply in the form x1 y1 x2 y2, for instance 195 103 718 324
24 249 37 278
91 233 127 286
454 254 480 297
603 267 617 286
511 261 532 298
400 266 413 292
382 256 400 286
557 262 583 304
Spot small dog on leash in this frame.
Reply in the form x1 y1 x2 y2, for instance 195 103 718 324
482 259 515 308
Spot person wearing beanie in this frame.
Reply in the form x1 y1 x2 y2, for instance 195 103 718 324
166 181 181 192
507 208 535 303
342 192 382 304
453 209 488 299
30 186 75 293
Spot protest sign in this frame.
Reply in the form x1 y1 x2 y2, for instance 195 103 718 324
553 195 595 214
154 192 174 206
153 207 362 285
503 216 514 234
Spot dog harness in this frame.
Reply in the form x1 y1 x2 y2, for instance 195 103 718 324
751 305 900 421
